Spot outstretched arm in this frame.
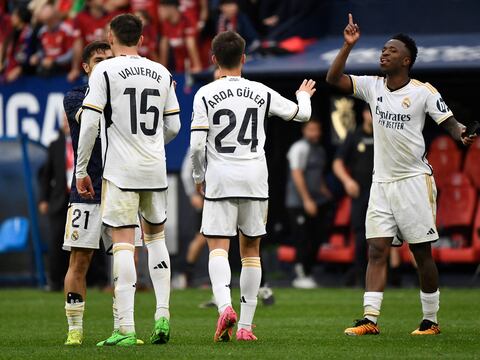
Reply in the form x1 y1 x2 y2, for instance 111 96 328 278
440 116 476 145
325 13 360 93
293 79 316 122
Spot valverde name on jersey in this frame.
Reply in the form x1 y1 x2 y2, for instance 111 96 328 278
118 66 164 83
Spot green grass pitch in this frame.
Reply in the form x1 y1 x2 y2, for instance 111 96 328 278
0 288 479 359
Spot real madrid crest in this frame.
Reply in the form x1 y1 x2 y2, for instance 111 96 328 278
402 97 411 109
71 230 79 241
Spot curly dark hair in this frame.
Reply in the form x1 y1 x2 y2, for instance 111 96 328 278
392 33 418 69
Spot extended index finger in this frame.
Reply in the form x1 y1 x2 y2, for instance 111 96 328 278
348 13 354 25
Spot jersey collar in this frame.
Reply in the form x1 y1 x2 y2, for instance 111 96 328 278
384 78 411 92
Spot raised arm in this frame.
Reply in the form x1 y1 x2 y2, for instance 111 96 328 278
325 13 360 93
294 79 316 122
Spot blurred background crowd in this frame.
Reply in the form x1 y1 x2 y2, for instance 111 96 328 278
0 0 320 83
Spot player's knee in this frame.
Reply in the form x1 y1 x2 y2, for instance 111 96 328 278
410 242 433 265
368 242 389 263
69 251 92 275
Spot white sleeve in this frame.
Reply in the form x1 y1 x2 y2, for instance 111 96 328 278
191 91 209 131
293 91 312 122
190 90 208 184
287 141 309 170
349 75 376 103
163 113 181 144
82 65 107 113
190 131 207 185
268 89 311 122
164 76 180 117
425 84 454 125
76 108 100 179
180 148 195 197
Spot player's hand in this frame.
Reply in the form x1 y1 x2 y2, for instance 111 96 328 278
460 126 477 146
303 198 318 217
195 182 205 196
344 13 360 46
76 175 95 200
38 201 49 215
297 79 316 97
190 193 204 210
344 178 360 198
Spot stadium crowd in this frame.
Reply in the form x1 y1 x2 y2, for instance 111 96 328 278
0 0 319 83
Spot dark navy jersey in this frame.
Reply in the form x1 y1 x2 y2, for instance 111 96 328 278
64 84 103 203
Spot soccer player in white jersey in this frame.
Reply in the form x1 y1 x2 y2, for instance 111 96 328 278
75 14 181 346
326 14 476 336
190 31 316 342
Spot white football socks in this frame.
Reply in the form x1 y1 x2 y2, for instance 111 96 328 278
65 301 84 331
238 257 262 331
208 249 232 314
420 289 440 323
112 297 119 330
144 231 171 321
363 291 383 324
113 243 136 334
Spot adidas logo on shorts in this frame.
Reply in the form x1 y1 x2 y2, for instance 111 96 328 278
427 228 436 235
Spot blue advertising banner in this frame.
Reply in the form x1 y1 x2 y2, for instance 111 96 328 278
0 74 198 171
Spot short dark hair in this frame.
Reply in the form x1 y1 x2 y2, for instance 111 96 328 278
110 14 143 47
212 31 245 69
392 33 417 69
82 41 111 64
13 6 31 24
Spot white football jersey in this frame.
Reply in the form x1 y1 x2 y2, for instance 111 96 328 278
350 75 453 182
191 76 300 199
82 55 179 190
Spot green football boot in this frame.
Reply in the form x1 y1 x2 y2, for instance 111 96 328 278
150 317 170 344
96 330 142 347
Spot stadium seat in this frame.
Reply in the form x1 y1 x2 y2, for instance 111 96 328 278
435 173 478 263
437 173 476 229
277 197 355 264
463 137 480 190
437 198 480 263
318 197 355 263
0 217 29 253
427 136 462 189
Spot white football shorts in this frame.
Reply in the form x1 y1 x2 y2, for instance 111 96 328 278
201 199 268 238
102 180 167 228
366 174 439 244
63 202 142 252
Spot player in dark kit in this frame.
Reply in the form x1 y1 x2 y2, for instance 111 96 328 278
62 41 114 346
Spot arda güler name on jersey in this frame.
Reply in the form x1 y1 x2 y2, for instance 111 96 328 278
206 87 266 109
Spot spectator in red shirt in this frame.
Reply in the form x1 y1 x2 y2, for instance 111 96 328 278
67 0 114 82
159 0 203 73
136 9 160 62
180 0 209 31
30 3 74 76
0 6 32 83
